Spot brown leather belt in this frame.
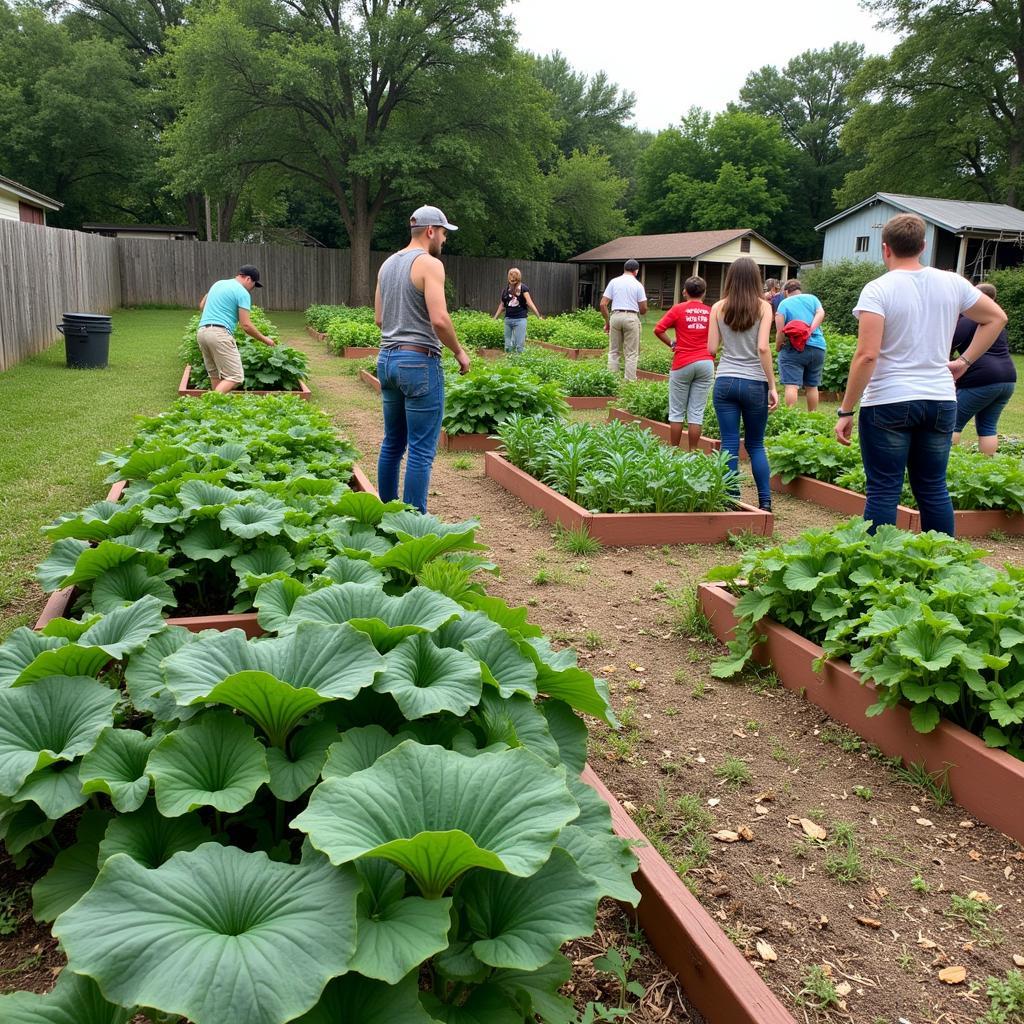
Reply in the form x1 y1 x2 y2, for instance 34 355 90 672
390 343 439 357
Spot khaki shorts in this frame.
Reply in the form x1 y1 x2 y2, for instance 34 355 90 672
197 325 244 384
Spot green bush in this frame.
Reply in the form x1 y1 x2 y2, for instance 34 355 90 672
620 380 668 421
637 348 672 374
802 260 886 335
819 333 857 392
984 267 1024 352
326 319 381 353
443 363 568 435
514 352 620 397
548 320 607 350
451 310 504 349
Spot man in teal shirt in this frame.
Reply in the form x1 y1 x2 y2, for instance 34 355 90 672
774 278 826 410
198 265 275 392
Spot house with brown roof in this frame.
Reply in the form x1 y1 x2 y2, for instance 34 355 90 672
571 229 797 309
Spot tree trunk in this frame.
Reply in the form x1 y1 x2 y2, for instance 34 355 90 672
346 187 376 306
217 193 240 242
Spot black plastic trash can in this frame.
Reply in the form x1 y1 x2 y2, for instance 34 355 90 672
58 312 112 369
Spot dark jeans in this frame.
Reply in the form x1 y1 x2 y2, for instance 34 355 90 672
712 376 771 508
377 347 444 514
858 400 957 535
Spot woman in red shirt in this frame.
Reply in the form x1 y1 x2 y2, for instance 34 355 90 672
653 276 714 450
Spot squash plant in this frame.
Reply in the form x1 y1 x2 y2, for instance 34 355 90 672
451 311 504 349
326 319 382 353
36 397 492 617
708 519 1024 758
497 416 739 513
0 571 635 1023
306 304 376 332
180 310 310 391
443 365 568 437
515 352 621 398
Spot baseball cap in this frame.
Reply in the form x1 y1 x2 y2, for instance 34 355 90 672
410 205 459 231
624 259 640 272
238 265 263 287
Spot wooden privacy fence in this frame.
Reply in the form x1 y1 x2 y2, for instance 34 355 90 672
118 240 578 314
0 222 120 371
0 225 577 371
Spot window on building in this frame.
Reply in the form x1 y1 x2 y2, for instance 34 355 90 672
855 235 869 252
740 237 751 253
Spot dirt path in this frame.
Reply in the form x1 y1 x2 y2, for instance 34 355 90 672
289 322 1024 1024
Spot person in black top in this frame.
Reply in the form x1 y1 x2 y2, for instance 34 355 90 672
493 267 543 354
950 281 1017 455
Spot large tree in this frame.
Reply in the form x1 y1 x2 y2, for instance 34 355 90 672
0 3 157 225
165 0 551 303
735 42 865 230
838 0 1024 207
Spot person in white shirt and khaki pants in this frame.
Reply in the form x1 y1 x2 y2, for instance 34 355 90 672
600 258 648 382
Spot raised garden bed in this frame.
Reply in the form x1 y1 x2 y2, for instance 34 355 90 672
332 345 380 358
769 475 1024 536
439 430 502 452
566 395 615 410
698 583 1024 847
582 765 795 1024
534 340 605 360
484 451 771 545
305 325 327 343
34 465 378 635
179 365 311 400
607 408 743 459
636 369 669 381
358 368 382 393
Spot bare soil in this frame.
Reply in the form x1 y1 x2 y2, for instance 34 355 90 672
307 336 1024 1024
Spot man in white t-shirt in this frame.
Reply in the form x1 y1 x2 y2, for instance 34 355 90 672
836 213 1006 535
600 258 648 381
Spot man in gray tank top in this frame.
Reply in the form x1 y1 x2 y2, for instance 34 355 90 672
374 204 471 513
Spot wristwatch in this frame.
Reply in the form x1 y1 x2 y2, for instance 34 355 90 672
837 409 854 418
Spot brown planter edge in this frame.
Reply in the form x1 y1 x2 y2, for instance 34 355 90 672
179 365 312 401
636 369 669 381
484 452 771 545
697 583 1024 846
952 507 1024 537
440 430 502 452
305 325 327 342
331 346 380 359
534 340 605 360
566 395 615 410
582 765 796 1024
770 475 917 529
606 408 739 458
34 467 377 632
358 369 382 393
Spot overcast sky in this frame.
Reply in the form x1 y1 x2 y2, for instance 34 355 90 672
507 0 902 132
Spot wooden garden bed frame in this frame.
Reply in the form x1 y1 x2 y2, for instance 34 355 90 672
179 366 311 400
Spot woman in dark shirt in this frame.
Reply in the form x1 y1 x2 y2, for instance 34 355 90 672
493 267 542 354
950 281 1017 455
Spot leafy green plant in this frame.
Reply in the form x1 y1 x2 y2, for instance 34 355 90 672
325 318 381 353
979 969 1024 1022
443 364 568 436
179 310 310 391
451 310 504 349
796 964 842 1011
305 304 376 332
636 348 672 374
548 320 607 350
818 333 857 392
619 380 669 422
516 352 621 397
708 518 1024 759
554 524 602 556
593 945 646 1008
497 416 740 514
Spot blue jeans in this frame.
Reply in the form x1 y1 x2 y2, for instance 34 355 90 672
377 347 444 513
954 381 1016 436
858 400 956 535
712 376 771 508
504 317 527 354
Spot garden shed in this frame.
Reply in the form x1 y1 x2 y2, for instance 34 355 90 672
817 192 1024 279
0 174 61 225
571 229 796 309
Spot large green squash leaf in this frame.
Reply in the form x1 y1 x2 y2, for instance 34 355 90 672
461 847 599 970
293 743 578 897
556 824 640 904
265 721 338 801
0 677 118 796
350 859 453 984
490 955 575 1024
420 986 523 1024
123 625 194 717
319 555 385 587
14 764 87 818
320 726 404 780
0 969 131 1024
219 497 286 539
79 728 158 812
32 811 109 923
54 844 360 1024
277 582 463 651
44 501 143 542
97 799 211 868
294 973 434 1024
36 539 89 591
146 712 269 816
0 630 67 688
89 564 176 614
374 635 482 719
178 520 242 562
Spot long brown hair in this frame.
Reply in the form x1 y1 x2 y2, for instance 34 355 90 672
721 258 765 332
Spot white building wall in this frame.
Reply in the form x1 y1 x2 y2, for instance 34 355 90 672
822 200 940 266
0 191 20 221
